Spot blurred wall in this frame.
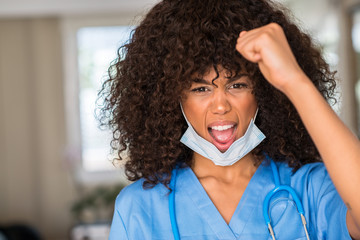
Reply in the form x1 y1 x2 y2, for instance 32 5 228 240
0 18 75 240
338 0 360 134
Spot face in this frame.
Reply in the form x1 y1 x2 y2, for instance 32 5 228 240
181 67 257 153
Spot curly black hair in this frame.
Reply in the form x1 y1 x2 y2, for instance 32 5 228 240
98 0 337 188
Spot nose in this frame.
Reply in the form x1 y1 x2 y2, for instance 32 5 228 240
211 89 231 115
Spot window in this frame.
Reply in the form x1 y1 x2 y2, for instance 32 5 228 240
283 0 341 113
61 16 136 183
77 26 133 172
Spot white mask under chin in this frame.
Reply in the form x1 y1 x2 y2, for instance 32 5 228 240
179 106 266 166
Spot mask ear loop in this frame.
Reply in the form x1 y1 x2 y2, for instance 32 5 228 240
253 108 259 121
179 102 192 126
250 108 260 127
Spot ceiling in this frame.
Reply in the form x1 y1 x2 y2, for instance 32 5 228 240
0 0 314 19
0 0 338 36
0 0 160 18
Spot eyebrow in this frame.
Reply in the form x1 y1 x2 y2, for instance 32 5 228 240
228 73 249 81
192 77 211 84
192 73 249 85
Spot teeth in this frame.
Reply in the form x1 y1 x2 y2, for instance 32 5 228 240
211 125 234 131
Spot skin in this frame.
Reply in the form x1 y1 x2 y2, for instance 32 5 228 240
183 22 360 238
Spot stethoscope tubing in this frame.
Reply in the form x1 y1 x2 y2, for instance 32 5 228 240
169 167 180 240
262 156 310 240
263 157 305 224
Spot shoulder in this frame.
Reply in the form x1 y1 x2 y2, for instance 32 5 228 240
275 161 337 200
110 180 169 239
292 162 332 190
277 161 330 185
114 178 169 215
115 179 144 206
277 161 342 207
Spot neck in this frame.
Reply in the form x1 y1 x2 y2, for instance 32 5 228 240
191 152 258 184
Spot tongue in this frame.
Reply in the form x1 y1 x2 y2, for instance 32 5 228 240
211 128 234 143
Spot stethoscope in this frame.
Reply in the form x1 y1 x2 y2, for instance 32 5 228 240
168 156 310 240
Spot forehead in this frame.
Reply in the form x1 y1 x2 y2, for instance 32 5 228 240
195 64 248 77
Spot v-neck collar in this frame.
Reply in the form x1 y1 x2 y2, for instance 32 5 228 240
228 160 273 238
176 160 273 239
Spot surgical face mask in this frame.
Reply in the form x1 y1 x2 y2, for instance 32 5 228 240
180 106 266 166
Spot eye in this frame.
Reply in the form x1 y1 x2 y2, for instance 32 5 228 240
191 87 209 92
229 83 248 89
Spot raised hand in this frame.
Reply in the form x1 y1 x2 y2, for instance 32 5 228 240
235 23 306 94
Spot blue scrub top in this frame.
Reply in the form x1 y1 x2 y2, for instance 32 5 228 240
109 160 351 239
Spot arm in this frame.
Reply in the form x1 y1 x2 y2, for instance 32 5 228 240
236 23 360 239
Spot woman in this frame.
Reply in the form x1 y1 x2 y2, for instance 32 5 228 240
99 0 360 239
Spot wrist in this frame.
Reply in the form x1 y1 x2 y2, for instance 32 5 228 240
280 72 313 99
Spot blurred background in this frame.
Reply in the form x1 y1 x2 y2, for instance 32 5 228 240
0 0 359 239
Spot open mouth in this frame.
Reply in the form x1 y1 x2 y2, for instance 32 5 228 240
208 123 237 152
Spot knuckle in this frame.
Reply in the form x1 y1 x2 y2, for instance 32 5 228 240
268 22 281 30
260 31 272 42
269 23 283 34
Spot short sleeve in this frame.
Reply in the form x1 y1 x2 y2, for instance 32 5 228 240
108 180 156 240
109 199 129 240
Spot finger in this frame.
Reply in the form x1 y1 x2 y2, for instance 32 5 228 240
236 32 260 53
252 53 262 62
244 50 262 63
236 36 263 63
236 28 262 50
239 31 247 38
236 32 257 50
